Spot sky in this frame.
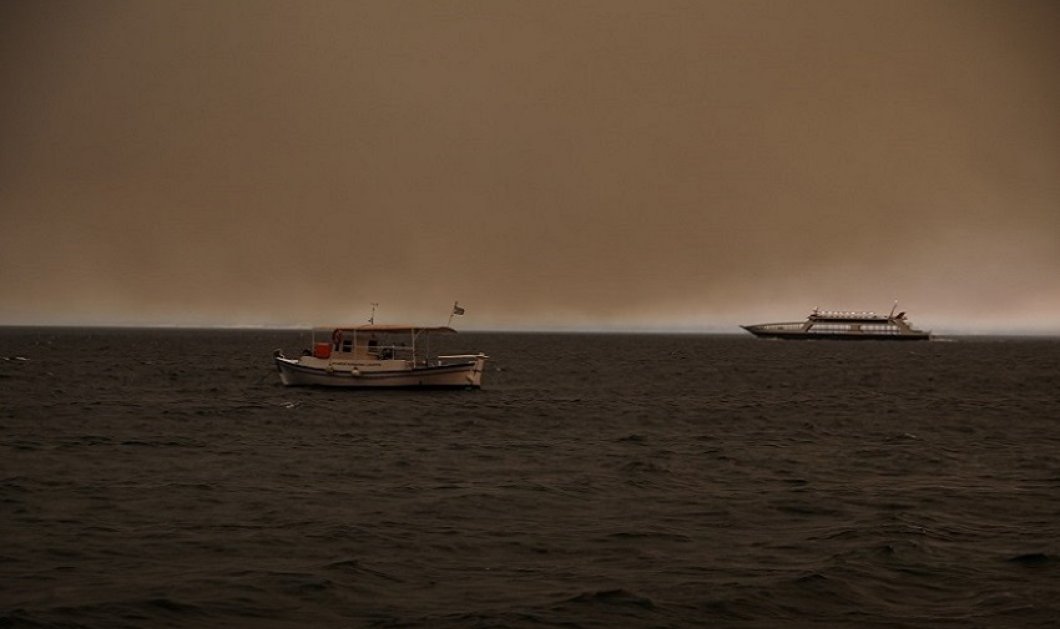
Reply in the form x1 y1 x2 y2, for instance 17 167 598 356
2 0 1058 333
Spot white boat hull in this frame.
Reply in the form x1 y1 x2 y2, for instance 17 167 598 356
274 354 488 388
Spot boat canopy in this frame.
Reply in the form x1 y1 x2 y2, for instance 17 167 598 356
314 324 457 334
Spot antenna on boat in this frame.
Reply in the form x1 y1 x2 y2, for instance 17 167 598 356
889 300 898 318
369 302 378 324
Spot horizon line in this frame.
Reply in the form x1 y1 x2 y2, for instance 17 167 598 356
1 322 1058 337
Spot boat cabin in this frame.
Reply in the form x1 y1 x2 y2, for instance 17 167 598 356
308 324 457 365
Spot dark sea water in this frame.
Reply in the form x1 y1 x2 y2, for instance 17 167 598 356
2 328 1059 628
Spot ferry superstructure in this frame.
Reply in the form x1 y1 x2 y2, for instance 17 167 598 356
741 306 930 340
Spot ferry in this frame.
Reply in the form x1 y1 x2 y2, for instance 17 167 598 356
274 323 488 388
742 305 930 340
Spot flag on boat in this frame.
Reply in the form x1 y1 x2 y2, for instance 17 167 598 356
452 302 465 316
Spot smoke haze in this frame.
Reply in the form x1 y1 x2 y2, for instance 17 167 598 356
2 1 1058 332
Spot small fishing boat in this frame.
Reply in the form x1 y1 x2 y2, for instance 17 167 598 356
742 304 930 340
274 323 488 388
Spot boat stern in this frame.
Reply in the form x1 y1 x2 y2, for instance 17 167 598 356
438 352 489 388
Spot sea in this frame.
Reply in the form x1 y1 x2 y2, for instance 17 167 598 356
2 327 1059 628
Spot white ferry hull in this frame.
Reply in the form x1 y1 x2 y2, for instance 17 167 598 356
742 306 931 340
274 354 487 388
741 325 930 341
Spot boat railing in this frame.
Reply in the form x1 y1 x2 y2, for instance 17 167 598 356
806 325 902 334
810 312 890 321
436 353 486 366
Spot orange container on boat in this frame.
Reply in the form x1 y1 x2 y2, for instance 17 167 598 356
313 342 331 359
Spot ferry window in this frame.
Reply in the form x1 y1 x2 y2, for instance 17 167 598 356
342 339 353 352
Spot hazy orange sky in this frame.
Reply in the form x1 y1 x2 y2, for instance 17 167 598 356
2 0 1058 332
